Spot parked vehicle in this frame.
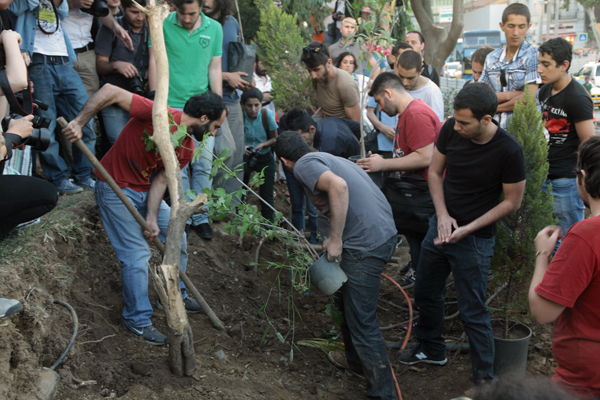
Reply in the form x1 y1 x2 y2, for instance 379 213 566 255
444 62 462 78
461 30 501 79
573 63 600 107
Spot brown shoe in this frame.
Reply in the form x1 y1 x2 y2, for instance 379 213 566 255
327 351 365 380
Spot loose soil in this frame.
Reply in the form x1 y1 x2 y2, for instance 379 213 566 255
0 183 557 400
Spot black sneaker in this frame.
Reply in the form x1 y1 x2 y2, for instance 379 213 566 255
193 223 213 240
155 298 202 314
399 261 412 274
121 319 167 346
399 268 416 289
399 343 447 365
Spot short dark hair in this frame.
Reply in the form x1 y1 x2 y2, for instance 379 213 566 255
273 131 312 162
453 82 498 121
240 88 263 105
334 51 357 72
397 50 422 72
502 3 531 24
368 72 406 97
301 42 331 69
392 41 412 57
207 0 233 25
172 0 201 8
405 30 425 44
471 46 494 65
121 0 146 8
576 136 600 199
183 92 225 122
280 108 316 133
539 38 573 72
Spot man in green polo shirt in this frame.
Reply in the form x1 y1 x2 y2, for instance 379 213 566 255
148 0 223 240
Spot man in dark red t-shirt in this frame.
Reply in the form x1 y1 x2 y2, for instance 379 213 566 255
530 136 600 399
63 84 226 345
357 72 441 285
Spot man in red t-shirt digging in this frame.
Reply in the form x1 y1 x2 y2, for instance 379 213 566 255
530 135 600 399
63 84 226 345
357 72 441 288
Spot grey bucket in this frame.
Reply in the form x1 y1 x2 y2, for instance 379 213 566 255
348 155 384 188
492 320 532 376
309 253 348 296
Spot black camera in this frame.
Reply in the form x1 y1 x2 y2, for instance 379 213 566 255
247 147 260 169
128 75 145 96
81 0 109 17
1 114 51 152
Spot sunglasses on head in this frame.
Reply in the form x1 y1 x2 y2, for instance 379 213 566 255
303 44 324 54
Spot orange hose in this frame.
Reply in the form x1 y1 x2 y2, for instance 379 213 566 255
381 272 414 400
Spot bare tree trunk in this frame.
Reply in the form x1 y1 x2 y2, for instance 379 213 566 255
585 6 600 52
134 0 211 377
409 0 464 73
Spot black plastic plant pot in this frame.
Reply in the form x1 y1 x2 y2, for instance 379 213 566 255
492 319 533 376
348 154 384 189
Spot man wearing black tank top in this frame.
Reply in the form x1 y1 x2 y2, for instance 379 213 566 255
537 38 595 239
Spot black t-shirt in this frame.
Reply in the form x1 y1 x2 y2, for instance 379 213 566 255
314 117 361 159
422 62 440 87
436 118 526 238
538 79 594 179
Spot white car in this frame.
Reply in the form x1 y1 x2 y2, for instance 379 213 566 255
444 62 462 78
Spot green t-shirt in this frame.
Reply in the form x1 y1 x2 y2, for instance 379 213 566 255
151 12 223 108
583 82 593 95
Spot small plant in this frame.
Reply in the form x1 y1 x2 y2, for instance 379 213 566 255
490 86 556 338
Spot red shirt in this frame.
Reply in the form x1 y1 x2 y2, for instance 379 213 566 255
393 99 441 181
94 95 194 192
535 216 600 399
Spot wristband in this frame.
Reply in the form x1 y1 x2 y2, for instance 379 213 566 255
1 132 23 161
535 250 551 261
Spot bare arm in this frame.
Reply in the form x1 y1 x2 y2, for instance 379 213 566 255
99 12 134 51
255 129 278 150
529 226 567 324
344 102 361 122
496 91 522 104
96 54 139 78
367 106 395 140
496 85 539 113
427 147 456 243
440 179 526 244
575 119 595 144
208 56 222 97
144 169 167 242
148 47 156 91
315 170 349 262
357 143 433 173
62 84 133 142
0 31 28 94
0 0 13 10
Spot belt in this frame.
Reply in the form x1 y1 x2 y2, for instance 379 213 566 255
31 54 70 65
74 43 95 54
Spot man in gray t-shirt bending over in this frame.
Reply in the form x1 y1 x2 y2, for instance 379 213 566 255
275 131 398 400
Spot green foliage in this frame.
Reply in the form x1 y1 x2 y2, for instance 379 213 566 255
237 0 261 42
255 0 314 111
390 2 413 41
490 86 556 331
281 0 329 42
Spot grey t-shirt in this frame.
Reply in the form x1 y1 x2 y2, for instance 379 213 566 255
294 152 397 251
409 78 445 122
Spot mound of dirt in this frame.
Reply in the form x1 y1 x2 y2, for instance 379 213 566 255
0 184 555 400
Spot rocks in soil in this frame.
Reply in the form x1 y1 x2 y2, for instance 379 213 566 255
131 361 152 376
215 350 228 362
228 323 242 340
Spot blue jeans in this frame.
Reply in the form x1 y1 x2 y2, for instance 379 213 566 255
336 235 398 400
95 180 188 327
182 135 215 226
100 104 130 145
283 167 317 241
542 178 585 235
28 61 96 184
415 216 496 382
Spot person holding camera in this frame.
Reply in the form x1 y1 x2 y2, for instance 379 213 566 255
95 0 148 145
241 88 277 223
9 0 100 194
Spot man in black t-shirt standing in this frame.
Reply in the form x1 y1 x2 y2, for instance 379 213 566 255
537 38 595 237
399 83 526 384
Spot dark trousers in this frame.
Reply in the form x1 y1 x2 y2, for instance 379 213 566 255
0 175 58 239
415 216 496 382
243 151 275 222
335 235 398 400
404 233 425 273
283 167 317 241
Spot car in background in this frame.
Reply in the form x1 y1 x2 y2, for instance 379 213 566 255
573 63 600 107
444 62 462 78
590 86 600 108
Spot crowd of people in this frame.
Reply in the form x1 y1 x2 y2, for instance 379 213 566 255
0 0 599 399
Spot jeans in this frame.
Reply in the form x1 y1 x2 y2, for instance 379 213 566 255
182 135 215 226
243 150 276 222
100 104 131 145
336 235 398 400
28 61 96 185
95 180 188 327
284 167 317 240
213 103 245 207
404 233 425 273
415 216 496 382
542 178 585 235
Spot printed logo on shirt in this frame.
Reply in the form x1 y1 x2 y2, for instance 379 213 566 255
199 36 210 48
38 0 59 32
542 110 571 146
